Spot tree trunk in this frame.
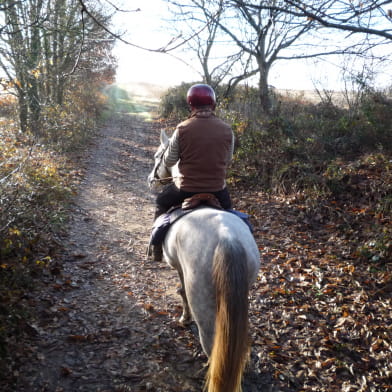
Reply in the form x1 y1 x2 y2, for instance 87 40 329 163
258 63 271 113
27 81 41 135
17 93 28 133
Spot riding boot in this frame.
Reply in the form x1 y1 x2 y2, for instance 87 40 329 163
149 206 166 262
152 244 163 262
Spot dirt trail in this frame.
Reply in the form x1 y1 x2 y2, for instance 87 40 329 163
15 88 208 392
14 85 273 392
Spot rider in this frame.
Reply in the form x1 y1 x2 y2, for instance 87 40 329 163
151 83 235 261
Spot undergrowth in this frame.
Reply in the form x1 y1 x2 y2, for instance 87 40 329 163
159 83 392 263
0 87 108 378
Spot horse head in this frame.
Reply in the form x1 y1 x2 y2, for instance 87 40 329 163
147 129 172 192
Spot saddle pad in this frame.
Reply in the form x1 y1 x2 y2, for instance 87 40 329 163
228 209 254 232
150 208 191 246
150 208 253 246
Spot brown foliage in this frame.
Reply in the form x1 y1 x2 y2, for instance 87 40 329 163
231 158 391 390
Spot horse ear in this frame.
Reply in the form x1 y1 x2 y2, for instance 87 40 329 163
160 128 169 146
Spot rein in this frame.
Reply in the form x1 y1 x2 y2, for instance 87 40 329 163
151 176 173 185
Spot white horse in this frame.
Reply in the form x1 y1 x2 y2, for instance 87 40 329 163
148 129 260 392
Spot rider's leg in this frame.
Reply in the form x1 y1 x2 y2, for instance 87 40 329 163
156 183 189 211
151 184 186 261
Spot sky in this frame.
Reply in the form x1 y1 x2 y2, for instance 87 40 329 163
112 0 391 92
112 0 201 87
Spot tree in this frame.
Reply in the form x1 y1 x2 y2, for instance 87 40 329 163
166 0 327 111
272 0 392 41
0 0 116 134
251 0 392 104
165 0 391 112
205 0 326 111
166 0 257 93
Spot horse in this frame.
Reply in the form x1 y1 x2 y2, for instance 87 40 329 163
148 129 261 392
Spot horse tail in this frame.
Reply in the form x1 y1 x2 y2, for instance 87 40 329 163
205 239 250 392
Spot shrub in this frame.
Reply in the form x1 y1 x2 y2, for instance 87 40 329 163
0 94 17 117
0 124 76 376
225 86 391 191
157 82 391 196
0 128 73 262
159 82 193 121
0 80 106 370
38 84 107 151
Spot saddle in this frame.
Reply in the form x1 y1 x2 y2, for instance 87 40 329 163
181 193 223 210
149 194 222 247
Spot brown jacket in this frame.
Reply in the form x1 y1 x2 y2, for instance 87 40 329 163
164 109 234 192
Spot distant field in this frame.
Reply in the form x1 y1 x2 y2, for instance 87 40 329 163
274 88 350 105
113 81 391 108
115 81 167 101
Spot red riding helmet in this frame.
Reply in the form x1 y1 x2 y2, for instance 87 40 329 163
186 84 216 109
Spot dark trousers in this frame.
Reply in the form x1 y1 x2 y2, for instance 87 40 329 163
155 183 232 218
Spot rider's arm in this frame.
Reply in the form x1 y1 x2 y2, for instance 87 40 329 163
163 129 180 168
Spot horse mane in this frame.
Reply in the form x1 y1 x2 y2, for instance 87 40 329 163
204 238 250 392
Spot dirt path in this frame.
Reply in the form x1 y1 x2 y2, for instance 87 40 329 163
15 88 210 392
13 85 274 392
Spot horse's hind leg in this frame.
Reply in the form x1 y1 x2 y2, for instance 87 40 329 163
176 269 191 325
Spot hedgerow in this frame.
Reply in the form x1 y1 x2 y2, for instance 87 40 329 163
0 82 108 370
158 83 392 263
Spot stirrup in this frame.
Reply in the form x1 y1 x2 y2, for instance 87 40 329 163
146 242 163 262
146 243 152 260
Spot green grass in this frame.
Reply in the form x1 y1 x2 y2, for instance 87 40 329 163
102 84 159 120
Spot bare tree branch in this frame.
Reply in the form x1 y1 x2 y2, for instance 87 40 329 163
62 6 86 77
248 0 392 40
77 0 216 53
